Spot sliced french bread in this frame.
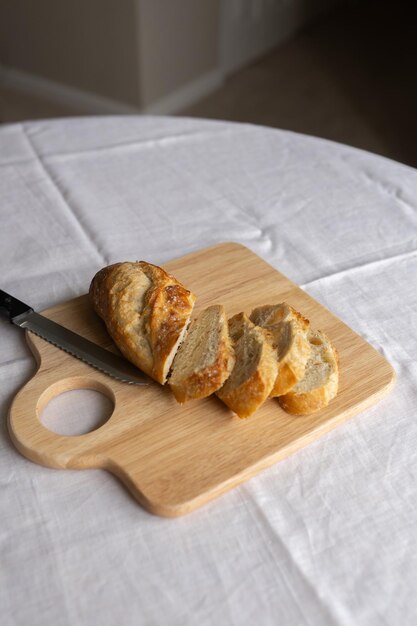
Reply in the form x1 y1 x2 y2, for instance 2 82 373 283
216 313 278 418
169 304 235 403
250 303 311 397
278 330 339 415
89 261 196 384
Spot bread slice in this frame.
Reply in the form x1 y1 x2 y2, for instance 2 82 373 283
278 330 339 415
216 313 278 419
89 261 196 384
169 305 235 403
250 303 311 397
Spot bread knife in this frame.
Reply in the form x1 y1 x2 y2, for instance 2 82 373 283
0 290 148 385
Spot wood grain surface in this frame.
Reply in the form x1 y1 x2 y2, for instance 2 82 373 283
8 243 395 517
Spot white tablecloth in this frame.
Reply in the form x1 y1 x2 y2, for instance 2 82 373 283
1 116 417 626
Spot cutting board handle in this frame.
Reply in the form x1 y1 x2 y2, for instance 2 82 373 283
9 371 116 469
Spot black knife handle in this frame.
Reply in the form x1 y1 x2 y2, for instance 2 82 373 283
0 290 33 322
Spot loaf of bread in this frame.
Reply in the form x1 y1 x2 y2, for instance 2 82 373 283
250 303 311 397
169 304 235 403
278 330 339 415
216 313 278 418
89 261 196 384
90 261 339 417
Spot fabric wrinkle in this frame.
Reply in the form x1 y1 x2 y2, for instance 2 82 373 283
21 123 108 266
361 168 417 216
301 248 417 289
31 126 234 161
243 490 341 626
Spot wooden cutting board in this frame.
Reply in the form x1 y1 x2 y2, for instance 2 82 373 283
9 243 395 517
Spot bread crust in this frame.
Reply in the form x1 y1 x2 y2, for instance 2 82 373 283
216 313 278 418
278 330 339 415
89 261 196 384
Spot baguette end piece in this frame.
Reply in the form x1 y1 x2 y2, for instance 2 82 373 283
89 261 196 385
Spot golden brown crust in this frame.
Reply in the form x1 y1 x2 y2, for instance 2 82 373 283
216 314 278 419
89 261 196 384
144 277 197 383
289 308 310 332
278 388 326 415
89 263 121 321
217 366 275 419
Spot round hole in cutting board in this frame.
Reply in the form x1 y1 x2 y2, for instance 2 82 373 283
40 389 114 436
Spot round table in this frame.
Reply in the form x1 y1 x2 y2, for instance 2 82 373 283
1 116 417 626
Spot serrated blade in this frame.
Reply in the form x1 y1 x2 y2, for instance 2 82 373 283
13 311 148 385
